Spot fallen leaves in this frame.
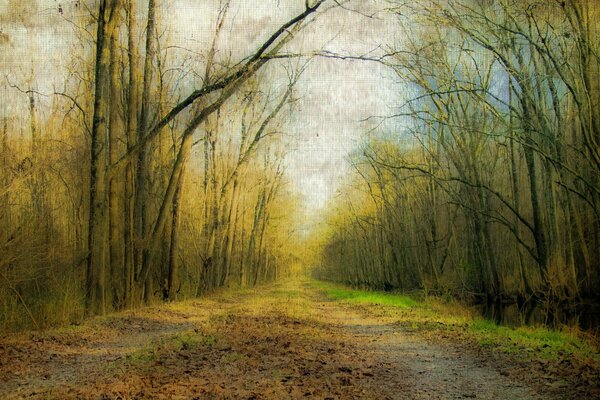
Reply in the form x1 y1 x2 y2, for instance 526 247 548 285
0 280 596 399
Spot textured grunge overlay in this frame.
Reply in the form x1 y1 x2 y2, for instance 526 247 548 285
1 1 598 400
0 0 397 212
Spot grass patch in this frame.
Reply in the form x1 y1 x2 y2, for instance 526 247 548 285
313 280 599 364
116 329 219 370
313 280 419 309
171 330 217 349
270 289 303 299
469 318 597 361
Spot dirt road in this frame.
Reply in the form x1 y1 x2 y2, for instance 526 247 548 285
0 280 573 399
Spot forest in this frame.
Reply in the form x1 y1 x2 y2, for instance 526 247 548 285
0 1 599 398
0 0 598 333
314 0 600 319
1 0 322 329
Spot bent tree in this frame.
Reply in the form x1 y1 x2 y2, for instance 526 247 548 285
86 0 327 315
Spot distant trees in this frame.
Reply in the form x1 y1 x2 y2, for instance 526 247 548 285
317 0 599 303
0 0 326 331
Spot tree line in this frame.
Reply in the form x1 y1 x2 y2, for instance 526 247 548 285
316 0 599 306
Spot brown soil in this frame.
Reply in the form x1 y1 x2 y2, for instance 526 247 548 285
0 280 593 399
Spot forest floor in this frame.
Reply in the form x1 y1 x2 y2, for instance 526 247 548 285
0 278 598 399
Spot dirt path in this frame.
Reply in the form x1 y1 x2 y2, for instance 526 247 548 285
0 280 560 399
310 301 539 399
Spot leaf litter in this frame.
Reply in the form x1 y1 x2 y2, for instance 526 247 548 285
0 280 595 399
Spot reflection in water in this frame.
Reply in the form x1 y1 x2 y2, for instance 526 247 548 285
478 300 600 331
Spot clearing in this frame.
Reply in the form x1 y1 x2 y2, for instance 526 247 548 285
0 279 597 399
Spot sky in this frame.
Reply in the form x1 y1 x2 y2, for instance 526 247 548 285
0 0 402 213
169 0 402 210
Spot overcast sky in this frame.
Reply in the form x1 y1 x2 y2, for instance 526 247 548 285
0 0 403 213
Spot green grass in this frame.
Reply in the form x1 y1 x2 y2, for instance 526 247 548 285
313 280 599 364
469 318 597 361
313 280 420 308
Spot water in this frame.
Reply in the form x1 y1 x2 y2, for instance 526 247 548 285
479 300 600 332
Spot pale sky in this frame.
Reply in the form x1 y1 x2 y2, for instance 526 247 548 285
0 0 402 212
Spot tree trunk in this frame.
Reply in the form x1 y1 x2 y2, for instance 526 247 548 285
134 0 156 296
86 0 113 316
123 0 139 308
166 167 184 300
108 5 124 309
